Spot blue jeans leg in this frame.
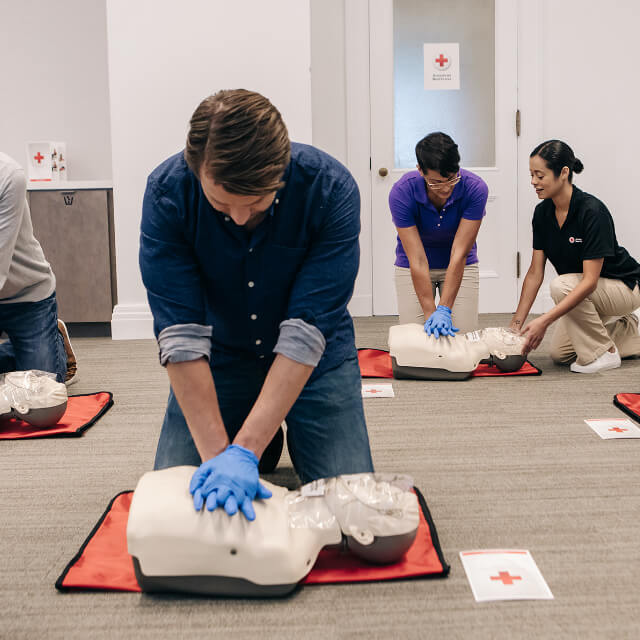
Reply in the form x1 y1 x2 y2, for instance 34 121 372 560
0 292 66 383
153 353 375 482
153 357 266 470
285 353 374 483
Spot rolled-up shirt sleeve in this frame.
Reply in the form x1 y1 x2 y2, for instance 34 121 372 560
157 323 212 365
273 174 360 367
139 178 211 365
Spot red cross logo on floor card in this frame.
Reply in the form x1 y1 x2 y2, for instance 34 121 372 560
361 383 394 398
584 418 640 439
459 550 554 602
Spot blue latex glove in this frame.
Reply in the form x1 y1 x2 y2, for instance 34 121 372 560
424 304 459 338
189 444 272 521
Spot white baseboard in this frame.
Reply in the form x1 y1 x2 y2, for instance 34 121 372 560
348 294 373 317
111 303 155 340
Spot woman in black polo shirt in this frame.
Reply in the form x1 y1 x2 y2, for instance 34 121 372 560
510 140 640 373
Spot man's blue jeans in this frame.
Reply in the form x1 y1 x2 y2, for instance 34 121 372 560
154 352 375 483
0 292 66 383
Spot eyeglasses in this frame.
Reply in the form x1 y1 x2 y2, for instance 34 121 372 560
425 173 461 190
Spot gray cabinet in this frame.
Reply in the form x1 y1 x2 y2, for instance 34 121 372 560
27 189 117 322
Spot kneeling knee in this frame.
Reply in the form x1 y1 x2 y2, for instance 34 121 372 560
549 275 576 303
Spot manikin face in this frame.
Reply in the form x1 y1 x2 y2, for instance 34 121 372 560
529 155 569 200
199 170 276 226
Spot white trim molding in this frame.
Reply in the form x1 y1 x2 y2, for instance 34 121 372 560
348 294 373 317
111 303 155 340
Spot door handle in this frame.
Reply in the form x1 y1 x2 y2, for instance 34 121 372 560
378 167 389 177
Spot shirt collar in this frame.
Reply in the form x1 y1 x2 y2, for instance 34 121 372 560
567 185 582 214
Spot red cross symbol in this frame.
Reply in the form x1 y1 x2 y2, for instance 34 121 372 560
490 571 522 585
609 427 628 433
34 152 45 164
435 54 449 67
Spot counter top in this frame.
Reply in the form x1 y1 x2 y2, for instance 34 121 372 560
27 180 113 191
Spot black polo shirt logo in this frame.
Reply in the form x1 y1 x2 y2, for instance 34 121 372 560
568 236 582 244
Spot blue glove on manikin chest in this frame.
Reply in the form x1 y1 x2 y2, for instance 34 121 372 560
189 444 272 521
424 304 459 338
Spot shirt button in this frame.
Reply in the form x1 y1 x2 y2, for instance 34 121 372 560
224 216 230 222
437 224 440 227
275 198 280 205
248 281 255 288
259 355 265 359
250 314 257 320
248 247 253 253
439 216 443 219
256 339 262 345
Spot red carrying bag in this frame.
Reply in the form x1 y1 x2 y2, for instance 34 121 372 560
0 392 113 440
613 393 640 423
357 348 541 379
55 486 449 593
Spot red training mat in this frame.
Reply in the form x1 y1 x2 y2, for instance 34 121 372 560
0 392 114 439
613 393 640 423
357 348 541 379
55 487 449 592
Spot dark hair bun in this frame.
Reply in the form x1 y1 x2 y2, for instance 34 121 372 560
573 158 584 174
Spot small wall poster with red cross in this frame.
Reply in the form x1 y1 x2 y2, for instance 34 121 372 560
424 43 460 90
459 549 554 601
26 141 68 183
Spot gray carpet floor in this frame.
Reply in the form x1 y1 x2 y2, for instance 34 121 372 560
1 314 639 639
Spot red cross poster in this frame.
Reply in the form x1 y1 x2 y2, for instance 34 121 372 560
424 43 460 90
26 141 67 182
460 549 554 602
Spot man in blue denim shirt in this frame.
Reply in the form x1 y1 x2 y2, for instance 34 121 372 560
140 90 374 521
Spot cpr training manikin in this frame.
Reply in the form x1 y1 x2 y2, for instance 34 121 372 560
0 370 68 427
389 324 528 380
127 467 421 597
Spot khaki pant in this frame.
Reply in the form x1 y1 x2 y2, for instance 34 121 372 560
394 263 479 332
549 274 640 365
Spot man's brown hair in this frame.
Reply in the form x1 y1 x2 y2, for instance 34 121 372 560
185 89 290 195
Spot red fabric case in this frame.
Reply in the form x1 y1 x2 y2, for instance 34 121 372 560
0 392 113 439
613 393 640 423
358 348 541 379
55 486 449 593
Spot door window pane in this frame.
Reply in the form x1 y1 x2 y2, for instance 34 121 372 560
393 0 495 169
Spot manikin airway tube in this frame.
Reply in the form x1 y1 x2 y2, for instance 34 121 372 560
287 473 419 540
0 370 68 415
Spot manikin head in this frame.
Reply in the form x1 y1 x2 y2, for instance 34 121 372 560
184 89 291 226
529 139 584 201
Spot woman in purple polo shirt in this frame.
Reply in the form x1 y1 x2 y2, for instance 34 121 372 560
389 132 488 337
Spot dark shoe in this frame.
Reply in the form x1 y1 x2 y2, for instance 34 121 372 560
57 319 78 386
258 425 284 474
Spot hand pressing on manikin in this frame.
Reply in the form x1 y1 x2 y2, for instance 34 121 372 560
189 444 272 521
424 305 459 338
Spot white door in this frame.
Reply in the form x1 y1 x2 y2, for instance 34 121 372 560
369 0 519 315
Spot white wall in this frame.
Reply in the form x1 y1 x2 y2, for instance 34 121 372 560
107 0 312 338
309 0 373 316
518 0 640 313
0 0 112 180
